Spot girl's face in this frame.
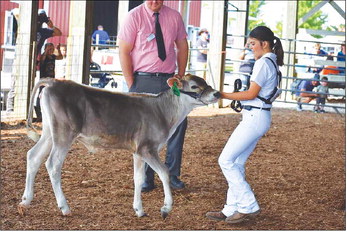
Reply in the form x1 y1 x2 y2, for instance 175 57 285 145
247 37 270 60
46 44 54 54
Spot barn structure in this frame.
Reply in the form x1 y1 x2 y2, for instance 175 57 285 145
0 0 345 120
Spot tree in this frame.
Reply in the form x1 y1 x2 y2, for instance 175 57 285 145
298 0 328 39
247 0 266 33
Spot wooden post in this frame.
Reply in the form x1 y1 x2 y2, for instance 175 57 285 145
66 0 92 84
117 1 129 39
282 1 298 101
207 0 228 108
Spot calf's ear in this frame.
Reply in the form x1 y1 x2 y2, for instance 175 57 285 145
167 77 183 89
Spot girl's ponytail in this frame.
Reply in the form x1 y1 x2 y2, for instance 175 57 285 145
273 36 284 66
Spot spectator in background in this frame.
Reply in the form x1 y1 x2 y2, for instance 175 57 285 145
314 76 329 113
195 28 209 79
337 42 346 74
296 74 320 112
238 41 255 91
307 43 328 73
92 25 110 45
6 9 61 112
11 8 19 45
320 55 339 75
55 44 67 79
37 9 62 56
35 43 63 121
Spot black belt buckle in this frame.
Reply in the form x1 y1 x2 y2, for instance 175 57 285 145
243 105 271 111
135 72 173 77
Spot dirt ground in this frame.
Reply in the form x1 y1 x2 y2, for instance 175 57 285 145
1 107 345 230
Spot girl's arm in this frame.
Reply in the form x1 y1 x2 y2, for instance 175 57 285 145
221 81 261 100
56 44 63 60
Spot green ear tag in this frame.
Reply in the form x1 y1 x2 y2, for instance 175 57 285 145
172 82 180 96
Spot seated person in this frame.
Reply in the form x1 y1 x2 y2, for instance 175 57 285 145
321 55 339 75
337 43 346 74
307 43 328 73
92 25 110 45
296 74 320 111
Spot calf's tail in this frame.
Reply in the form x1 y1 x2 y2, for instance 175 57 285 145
27 78 55 142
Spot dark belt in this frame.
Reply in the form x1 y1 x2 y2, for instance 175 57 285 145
243 105 271 111
134 72 174 77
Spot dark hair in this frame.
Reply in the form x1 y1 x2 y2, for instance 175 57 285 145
321 76 328 81
249 26 284 66
199 28 208 36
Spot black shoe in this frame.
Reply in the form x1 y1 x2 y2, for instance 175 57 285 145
170 176 185 189
33 117 42 122
141 181 156 192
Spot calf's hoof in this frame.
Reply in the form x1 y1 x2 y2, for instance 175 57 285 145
160 205 171 219
62 211 72 217
60 206 72 216
18 203 29 216
161 211 169 219
136 212 148 217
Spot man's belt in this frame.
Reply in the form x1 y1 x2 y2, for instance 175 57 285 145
134 72 174 77
242 105 271 111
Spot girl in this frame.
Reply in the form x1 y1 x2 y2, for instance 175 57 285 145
35 43 63 121
206 26 284 224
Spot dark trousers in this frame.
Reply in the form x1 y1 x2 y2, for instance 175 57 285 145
129 73 187 181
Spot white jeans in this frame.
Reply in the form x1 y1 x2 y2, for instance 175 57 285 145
219 108 271 216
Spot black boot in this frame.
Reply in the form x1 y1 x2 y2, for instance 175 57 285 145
170 175 185 189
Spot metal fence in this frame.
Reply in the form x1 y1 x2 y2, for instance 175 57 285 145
1 34 345 121
224 34 345 114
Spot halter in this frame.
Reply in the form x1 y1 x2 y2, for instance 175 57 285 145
180 87 210 104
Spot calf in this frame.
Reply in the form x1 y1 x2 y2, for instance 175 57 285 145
18 74 220 219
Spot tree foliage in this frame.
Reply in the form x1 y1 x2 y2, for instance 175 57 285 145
298 0 328 38
247 0 266 33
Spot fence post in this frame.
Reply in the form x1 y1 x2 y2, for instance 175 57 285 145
11 1 37 120
282 1 298 101
208 0 228 108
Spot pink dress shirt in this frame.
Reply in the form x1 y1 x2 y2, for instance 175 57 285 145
118 4 187 73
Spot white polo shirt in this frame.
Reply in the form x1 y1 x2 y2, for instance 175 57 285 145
241 52 279 108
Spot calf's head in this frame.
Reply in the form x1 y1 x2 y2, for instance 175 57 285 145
167 74 221 105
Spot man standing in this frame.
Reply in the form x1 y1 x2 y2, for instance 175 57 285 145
118 0 189 192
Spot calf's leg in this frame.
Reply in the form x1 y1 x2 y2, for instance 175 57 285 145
133 153 146 217
18 133 52 215
142 152 173 219
45 141 73 216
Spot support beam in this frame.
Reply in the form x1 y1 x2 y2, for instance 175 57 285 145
12 1 37 119
282 1 298 101
66 0 92 84
298 0 329 26
207 0 228 108
117 1 129 38
329 0 345 19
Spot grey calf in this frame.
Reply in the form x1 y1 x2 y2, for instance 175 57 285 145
18 74 220 218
